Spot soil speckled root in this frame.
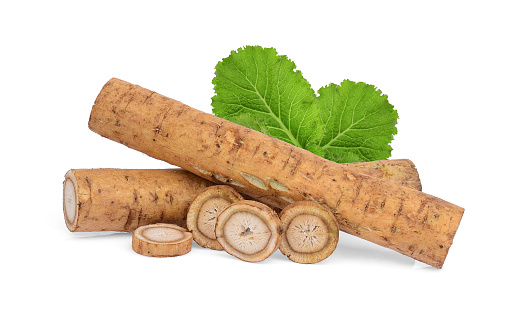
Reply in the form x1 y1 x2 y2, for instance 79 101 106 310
88 78 464 268
63 168 213 232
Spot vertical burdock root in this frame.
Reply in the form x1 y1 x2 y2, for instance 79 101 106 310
63 169 213 232
89 78 464 268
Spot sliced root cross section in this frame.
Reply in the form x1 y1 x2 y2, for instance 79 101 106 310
63 176 78 228
187 185 244 250
216 200 283 262
132 223 193 257
279 201 339 264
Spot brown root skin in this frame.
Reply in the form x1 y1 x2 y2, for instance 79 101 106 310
215 200 283 262
64 168 213 232
186 185 244 250
344 159 422 191
89 78 464 268
279 201 339 264
132 223 193 257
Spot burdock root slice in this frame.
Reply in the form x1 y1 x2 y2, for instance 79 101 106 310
132 224 193 257
279 201 339 264
187 185 244 250
216 200 284 262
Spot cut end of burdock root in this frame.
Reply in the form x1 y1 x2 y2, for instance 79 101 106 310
216 200 283 262
63 170 79 231
132 223 193 257
187 185 244 250
279 201 339 264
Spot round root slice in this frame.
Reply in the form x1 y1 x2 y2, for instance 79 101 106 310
132 224 193 257
216 200 283 262
187 185 244 250
279 201 339 264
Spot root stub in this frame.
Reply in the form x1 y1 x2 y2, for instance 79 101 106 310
279 201 339 264
216 200 283 262
132 224 193 257
187 185 244 250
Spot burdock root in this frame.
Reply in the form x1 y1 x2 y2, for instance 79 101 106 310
216 200 284 262
279 201 339 264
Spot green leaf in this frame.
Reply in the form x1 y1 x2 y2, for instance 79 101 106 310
212 46 324 155
318 80 398 163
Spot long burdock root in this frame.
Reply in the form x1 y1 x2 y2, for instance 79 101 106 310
187 185 244 250
216 200 283 262
279 201 339 264
132 223 193 257
63 168 213 232
89 78 464 268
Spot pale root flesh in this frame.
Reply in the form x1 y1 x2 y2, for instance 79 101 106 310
197 198 231 240
186 185 244 250
141 226 185 243
216 200 283 262
223 211 272 255
279 201 339 264
63 178 77 223
132 223 193 257
286 214 329 254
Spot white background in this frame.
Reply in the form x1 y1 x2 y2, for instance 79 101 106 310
1 1 509 335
